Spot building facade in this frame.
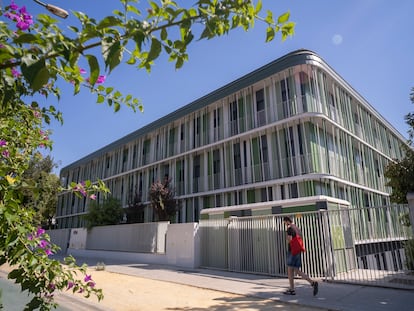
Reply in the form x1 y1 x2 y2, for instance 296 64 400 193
56 49 406 229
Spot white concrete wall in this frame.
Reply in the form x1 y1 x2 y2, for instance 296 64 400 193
166 223 200 268
67 248 168 265
47 228 70 253
62 223 201 269
85 222 169 253
68 228 88 249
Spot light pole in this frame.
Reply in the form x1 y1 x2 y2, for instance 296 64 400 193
32 0 68 19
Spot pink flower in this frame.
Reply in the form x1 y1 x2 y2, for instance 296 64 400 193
10 1 19 10
16 6 33 30
73 182 87 197
11 67 20 77
36 228 46 236
84 274 92 282
33 110 41 118
38 239 49 249
86 75 106 85
0 140 6 146
96 75 106 84
89 194 97 200
79 68 87 74
67 281 75 290
5 4 33 31
2 150 10 158
87 281 96 288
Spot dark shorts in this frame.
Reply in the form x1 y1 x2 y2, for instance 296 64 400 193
287 252 302 268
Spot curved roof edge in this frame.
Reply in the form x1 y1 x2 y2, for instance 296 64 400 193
61 49 405 172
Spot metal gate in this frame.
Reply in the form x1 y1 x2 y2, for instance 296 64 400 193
199 205 414 289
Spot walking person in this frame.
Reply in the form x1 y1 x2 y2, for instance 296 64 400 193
283 216 319 296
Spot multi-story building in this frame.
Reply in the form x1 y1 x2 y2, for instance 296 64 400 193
56 49 406 229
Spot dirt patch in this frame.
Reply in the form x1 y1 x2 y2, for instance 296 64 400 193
1 264 321 311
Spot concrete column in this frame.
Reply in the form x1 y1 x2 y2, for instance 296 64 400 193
406 193 414 237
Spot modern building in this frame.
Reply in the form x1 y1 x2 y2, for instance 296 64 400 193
56 49 407 229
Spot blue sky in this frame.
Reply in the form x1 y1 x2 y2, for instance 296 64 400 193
26 0 414 174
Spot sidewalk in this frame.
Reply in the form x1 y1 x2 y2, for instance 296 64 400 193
1 255 413 311
68 256 413 311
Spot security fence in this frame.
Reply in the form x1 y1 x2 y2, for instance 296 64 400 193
199 205 414 289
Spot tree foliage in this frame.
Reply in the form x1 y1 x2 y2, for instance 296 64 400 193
83 197 124 229
125 187 145 223
149 178 178 221
404 87 414 145
22 154 60 228
385 87 414 204
384 146 414 204
0 0 294 309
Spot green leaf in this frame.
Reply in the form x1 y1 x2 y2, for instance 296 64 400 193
68 26 79 33
114 102 121 112
255 0 263 14
175 57 184 70
126 56 136 65
147 38 162 62
199 27 213 40
8 268 23 280
265 27 275 42
102 40 123 73
277 11 290 24
13 33 39 44
86 54 100 85
21 59 50 92
97 16 122 29
133 32 145 51
265 10 274 25
126 5 141 15
161 28 167 41
97 95 105 103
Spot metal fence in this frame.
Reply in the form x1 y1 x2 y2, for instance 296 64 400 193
199 205 414 289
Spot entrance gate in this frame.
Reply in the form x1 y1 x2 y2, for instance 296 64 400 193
199 205 413 289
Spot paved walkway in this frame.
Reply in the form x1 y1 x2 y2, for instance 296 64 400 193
69 256 414 311
2 255 413 310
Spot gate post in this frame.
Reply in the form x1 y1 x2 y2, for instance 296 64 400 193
407 193 414 237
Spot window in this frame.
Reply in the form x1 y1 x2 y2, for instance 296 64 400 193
213 149 220 174
180 124 185 141
230 100 238 121
289 183 298 198
260 188 267 202
233 143 242 185
261 135 268 163
213 108 221 141
297 124 304 155
214 108 220 128
256 89 265 126
285 127 295 157
233 143 241 169
194 155 201 178
142 139 150 164
230 100 238 135
281 79 290 102
256 89 264 112
122 148 128 171
193 116 200 148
